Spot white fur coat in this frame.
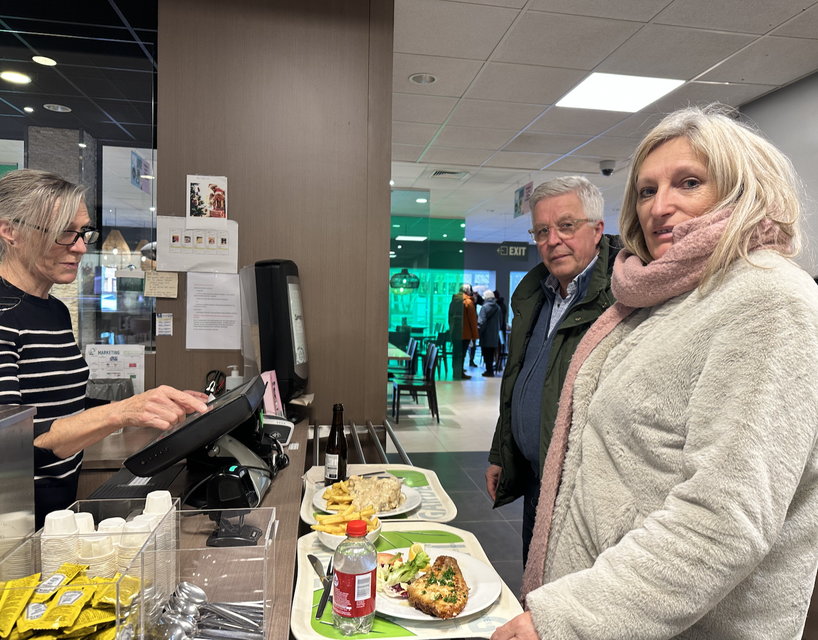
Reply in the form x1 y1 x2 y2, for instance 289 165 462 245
527 252 818 639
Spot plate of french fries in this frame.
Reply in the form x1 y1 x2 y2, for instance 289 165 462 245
312 479 422 518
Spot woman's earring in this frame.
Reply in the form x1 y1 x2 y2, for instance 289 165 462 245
8 241 13 246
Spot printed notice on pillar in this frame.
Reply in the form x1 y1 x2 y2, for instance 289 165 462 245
185 272 241 350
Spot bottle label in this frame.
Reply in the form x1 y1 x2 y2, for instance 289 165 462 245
325 454 339 480
331 569 375 618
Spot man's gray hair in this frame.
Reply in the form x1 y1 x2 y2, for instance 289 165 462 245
528 176 603 222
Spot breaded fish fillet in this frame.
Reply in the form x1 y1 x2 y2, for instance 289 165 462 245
407 555 469 619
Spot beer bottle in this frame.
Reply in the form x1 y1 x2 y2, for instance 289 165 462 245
324 403 348 485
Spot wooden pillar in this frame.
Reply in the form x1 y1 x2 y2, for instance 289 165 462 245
156 0 392 424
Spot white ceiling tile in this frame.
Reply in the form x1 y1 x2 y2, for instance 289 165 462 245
467 62 586 104
700 36 818 86
529 108 629 135
574 135 639 159
504 131 592 154
653 0 808 34
596 24 754 80
546 155 628 175
393 93 458 124
391 162 429 179
394 0 519 60
772 4 818 38
421 146 495 165
393 143 425 162
530 0 669 21
484 151 561 169
435 125 518 149
469 168 533 183
494 12 642 69
448 99 545 129
604 111 665 138
446 0 528 7
653 81 776 112
392 121 441 145
393 54 483 97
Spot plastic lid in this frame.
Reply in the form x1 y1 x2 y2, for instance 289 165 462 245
346 520 367 537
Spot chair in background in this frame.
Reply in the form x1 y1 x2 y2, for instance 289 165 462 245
433 331 450 377
388 338 417 378
388 330 410 352
392 344 439 423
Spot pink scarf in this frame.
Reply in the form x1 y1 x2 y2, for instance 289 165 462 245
520 208 789 602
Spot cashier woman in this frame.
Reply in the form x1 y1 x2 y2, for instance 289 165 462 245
0 169 208 527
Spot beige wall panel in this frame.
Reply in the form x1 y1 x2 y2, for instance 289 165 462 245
157 0 392 424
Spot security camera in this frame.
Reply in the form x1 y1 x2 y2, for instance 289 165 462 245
600 160 616 177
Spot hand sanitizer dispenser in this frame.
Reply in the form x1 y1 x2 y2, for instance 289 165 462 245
225 365 244 392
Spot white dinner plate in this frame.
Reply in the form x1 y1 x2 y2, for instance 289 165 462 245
312 484 421 518
375 549 502 621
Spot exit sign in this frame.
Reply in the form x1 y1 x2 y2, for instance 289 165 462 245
497 242 529 261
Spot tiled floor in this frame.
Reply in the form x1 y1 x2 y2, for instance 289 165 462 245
385 361 525 598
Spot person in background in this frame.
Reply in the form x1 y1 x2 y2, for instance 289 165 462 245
493 289 508 372
486 176 619 564
0 169 209 527
477 289 502 377
468 287 484 368
449 283 478 380
493 105 818 639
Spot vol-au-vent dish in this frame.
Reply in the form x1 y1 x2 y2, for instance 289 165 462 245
313 476 421 517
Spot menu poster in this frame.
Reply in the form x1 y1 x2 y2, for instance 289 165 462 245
156 216 238 273
186 174 227 229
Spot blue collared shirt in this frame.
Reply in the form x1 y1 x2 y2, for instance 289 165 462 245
510 254 599 472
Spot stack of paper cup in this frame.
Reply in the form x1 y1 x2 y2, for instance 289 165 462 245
74 512 95 535
144 490 176 604
78 535 116 578
117 520 151 577
0 511 35 579
40 511 79 576
98 517 126 547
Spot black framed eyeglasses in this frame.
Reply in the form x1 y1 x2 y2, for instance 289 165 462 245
54 227 100 246
14 220 99 246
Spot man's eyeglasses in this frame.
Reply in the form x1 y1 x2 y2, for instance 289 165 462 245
14 220 99 246
528 219 591 245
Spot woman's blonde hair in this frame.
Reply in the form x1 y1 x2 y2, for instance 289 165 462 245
620 104 801 286
0 169 87 267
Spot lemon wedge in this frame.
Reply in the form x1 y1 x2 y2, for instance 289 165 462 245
408 543 430 572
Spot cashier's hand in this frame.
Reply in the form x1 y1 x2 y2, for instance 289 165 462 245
492 612 539 640
486 464 502 501
110 386 210 431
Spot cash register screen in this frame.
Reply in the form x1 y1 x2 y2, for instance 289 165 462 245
124 375 265 477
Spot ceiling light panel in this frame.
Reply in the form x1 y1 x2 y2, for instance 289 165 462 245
556 72 684 113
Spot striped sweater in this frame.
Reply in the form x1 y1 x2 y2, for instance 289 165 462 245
0 280 88 525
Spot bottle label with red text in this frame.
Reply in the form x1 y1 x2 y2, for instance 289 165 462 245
331 569 375 618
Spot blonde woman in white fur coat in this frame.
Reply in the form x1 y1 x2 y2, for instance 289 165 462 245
492 105 818 640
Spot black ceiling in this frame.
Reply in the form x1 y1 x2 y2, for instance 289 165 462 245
0 0 157 148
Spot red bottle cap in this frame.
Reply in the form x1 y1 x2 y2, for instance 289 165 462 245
346 520 367 537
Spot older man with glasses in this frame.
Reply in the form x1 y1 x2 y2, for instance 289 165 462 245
486 176 621 565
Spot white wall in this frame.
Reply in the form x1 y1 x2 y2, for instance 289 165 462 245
741 72 818 276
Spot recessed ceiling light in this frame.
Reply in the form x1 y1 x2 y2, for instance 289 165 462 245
395 235 427 242
1 71 31 84
415 198 427 204
32 56 57 67
397 245 402 249
460 223 466 228
463 238 467 241
44 103 71 113
459 250 463 253
389 180 394 186
392 224 400 228
23 107 34 113
149 207 156 212
78 143 87 148
409 73 436 85
556 72 684 113
443 234 448 238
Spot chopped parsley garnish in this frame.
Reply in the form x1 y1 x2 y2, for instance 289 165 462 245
443 593 459 603
441 567 455 581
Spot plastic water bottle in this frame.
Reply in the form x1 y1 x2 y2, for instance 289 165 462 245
332 520 376 635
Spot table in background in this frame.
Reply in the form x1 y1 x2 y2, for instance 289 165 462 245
388 344 411 362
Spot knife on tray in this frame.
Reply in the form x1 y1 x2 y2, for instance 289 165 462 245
316 557 333 619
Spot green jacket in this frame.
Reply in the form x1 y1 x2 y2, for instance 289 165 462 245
488 235 620 507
